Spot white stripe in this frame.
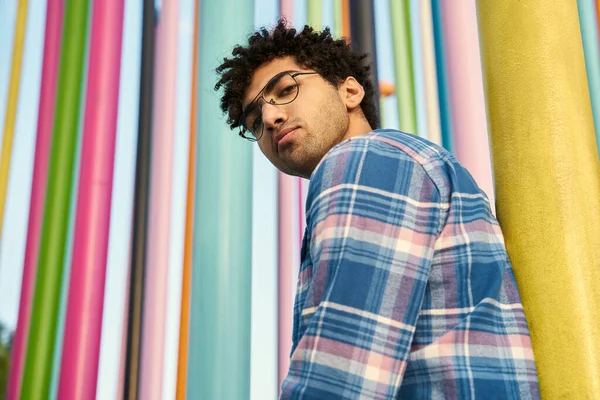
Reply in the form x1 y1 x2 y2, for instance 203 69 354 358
311 183 450 212
451 191 489 201
302 301 416 333
419 298 524 316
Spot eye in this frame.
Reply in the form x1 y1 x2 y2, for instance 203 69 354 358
251 115 263 133
278 84 296 97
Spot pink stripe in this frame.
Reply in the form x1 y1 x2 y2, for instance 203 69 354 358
293 336 407 375
277 4 296 394
411 331 534 359
138 0 180 398
57 0 125 398
297 178 304 252
315 214 436 247
6 2 63 399
440 0 495 214
278 172 295 393
279 0 293 21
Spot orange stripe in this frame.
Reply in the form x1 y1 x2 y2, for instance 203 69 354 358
175 0 198 398
341 0 350 42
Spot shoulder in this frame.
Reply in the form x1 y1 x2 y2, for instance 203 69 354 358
308 129 455 203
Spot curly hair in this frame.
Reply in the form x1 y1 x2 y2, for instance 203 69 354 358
215 19 379 134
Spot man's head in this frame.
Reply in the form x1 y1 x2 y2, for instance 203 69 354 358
215 20 378 178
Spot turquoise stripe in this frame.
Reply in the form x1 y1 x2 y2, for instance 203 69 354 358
409 0 428 140
322 0 334 32
430 0 453 153
187 0 253 398
576 0 600 155
294 0 307 28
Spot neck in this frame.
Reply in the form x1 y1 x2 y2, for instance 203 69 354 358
341 112 373 142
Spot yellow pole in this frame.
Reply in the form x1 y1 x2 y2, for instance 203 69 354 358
477 1 600 397
0 0 29 241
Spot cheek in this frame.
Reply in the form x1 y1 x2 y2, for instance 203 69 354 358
309 92 348 136
258 139 273 159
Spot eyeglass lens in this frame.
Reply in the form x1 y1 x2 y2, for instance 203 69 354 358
243 73 299 138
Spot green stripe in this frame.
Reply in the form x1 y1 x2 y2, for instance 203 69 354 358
21 0 90 398
308 0 322 28
333 0 343 38
390 0 417 134
48 3 91 397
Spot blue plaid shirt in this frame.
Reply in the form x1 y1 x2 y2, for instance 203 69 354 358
280 130 539 399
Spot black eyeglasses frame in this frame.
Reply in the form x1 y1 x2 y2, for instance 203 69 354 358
238 71 319 142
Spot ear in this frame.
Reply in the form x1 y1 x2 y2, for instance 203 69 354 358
338 76 365 111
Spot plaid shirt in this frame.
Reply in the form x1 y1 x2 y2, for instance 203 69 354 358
280 130 539 399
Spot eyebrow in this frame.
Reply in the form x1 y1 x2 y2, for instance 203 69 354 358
242 70 299 118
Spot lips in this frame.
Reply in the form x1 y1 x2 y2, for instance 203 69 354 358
274 126 299 151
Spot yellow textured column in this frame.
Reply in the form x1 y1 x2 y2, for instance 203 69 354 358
476 1 600 398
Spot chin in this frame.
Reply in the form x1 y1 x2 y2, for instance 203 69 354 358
271 145 321 178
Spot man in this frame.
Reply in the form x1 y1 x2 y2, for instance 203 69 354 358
216 21 540 399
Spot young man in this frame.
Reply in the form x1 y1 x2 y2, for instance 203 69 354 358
216 21 540 399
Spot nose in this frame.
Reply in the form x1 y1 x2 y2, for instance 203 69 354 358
261 102 288 136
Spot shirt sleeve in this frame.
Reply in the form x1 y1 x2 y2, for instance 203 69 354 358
280 138 446 399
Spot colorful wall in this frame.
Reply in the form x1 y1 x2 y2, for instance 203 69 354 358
0 0 599 399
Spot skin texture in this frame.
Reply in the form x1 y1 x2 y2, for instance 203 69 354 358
242 57 373 178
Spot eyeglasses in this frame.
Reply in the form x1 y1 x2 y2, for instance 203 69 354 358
239 71 318 141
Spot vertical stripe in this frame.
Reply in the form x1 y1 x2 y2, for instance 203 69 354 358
576 0 600 154
0 0 28 242
138 0 180 397
7 1 62 398
20 0 90 398
322 0 334 30
250 4 279 399
96 0 142 397
275 6 300 396
390 0 416 134
333 0 342 38
57 0 125 397
307 0 322 28
419 0 441 146
349 0 380 127
477 1 600 397
49 5 90 396
440 0 495 212
294 0 308 28
277 173 295 393
187 0 253 398
341 0 350 38
298 179 305 261
115 265 131 400
162 0 195 396
123 1 155 398
275 6 301 396
175 0 198 397
430 0 453 152
280 0 293 21
408 0 428 140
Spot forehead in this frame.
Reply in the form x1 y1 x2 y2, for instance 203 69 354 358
242 57 306 109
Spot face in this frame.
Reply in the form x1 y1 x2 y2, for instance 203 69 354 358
241 57 350 178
